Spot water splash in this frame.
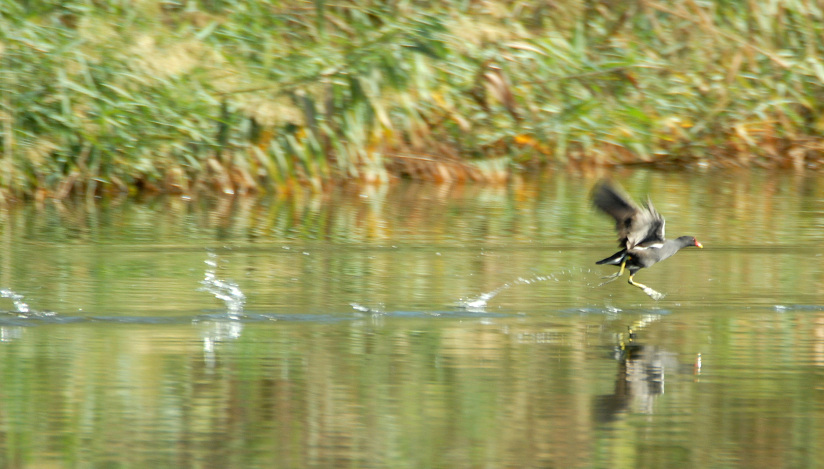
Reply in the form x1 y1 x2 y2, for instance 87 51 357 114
350 302 384 314
0 288 56 318
0 288 30 314
773 304 824 312
604 301 622 314
457 273 561 311
198 252 246 319
639 285 666 301
196 252 248 367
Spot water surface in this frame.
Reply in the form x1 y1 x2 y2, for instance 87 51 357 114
1 169 823 468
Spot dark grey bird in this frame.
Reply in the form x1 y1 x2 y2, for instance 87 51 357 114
592 180 702 296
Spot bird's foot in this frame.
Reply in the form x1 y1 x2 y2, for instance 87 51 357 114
598 272 621 286
629 277 666 300
640 285 666 301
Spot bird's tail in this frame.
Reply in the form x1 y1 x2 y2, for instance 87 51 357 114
596 250 626 265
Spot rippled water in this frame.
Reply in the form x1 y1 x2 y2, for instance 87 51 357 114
1 169 824 467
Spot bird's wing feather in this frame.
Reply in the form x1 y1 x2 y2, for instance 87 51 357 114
591 181 637 221
592 181 667 249
629 198 666 248
591 181 639 247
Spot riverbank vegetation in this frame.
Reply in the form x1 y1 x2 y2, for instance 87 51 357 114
3 0 824 197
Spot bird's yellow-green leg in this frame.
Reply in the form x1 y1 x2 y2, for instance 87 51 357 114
617 258 626 277
627 273 649 290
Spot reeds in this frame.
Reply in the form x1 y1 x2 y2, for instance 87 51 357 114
2 0 824 197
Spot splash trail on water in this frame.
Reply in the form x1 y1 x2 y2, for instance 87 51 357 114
197 252 246 319
195 252 249 364
457 268 593 310
1 289 30 314
0 288 56 318
350 302 385 314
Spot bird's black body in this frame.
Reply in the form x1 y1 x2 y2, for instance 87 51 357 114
596 235 701 274
592 180 702 296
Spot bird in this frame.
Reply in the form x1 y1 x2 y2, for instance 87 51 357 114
592 180 702 297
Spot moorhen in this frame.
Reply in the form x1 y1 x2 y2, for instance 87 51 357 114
592 180 702 299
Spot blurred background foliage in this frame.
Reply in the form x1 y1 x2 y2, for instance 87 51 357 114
2 0 824 196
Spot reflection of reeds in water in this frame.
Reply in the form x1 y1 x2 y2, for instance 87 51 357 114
5 170 824 312
0 300 821 466
0 173 821 464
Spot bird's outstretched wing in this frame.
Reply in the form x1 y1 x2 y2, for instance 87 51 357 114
591 181 666 249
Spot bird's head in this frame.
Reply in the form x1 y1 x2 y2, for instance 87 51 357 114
677 236 703 248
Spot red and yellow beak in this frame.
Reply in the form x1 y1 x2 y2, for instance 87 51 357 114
695 239 703 248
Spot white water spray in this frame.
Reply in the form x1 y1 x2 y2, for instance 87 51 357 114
0 288 29 314
0 288 55 318
457 273 561 310
198 252 246 318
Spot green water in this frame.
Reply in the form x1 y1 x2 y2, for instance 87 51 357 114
1 169 824 468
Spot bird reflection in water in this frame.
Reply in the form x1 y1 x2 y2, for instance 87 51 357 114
594 327 701 424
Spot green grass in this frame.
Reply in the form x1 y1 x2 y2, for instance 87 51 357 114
2 0 824 197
